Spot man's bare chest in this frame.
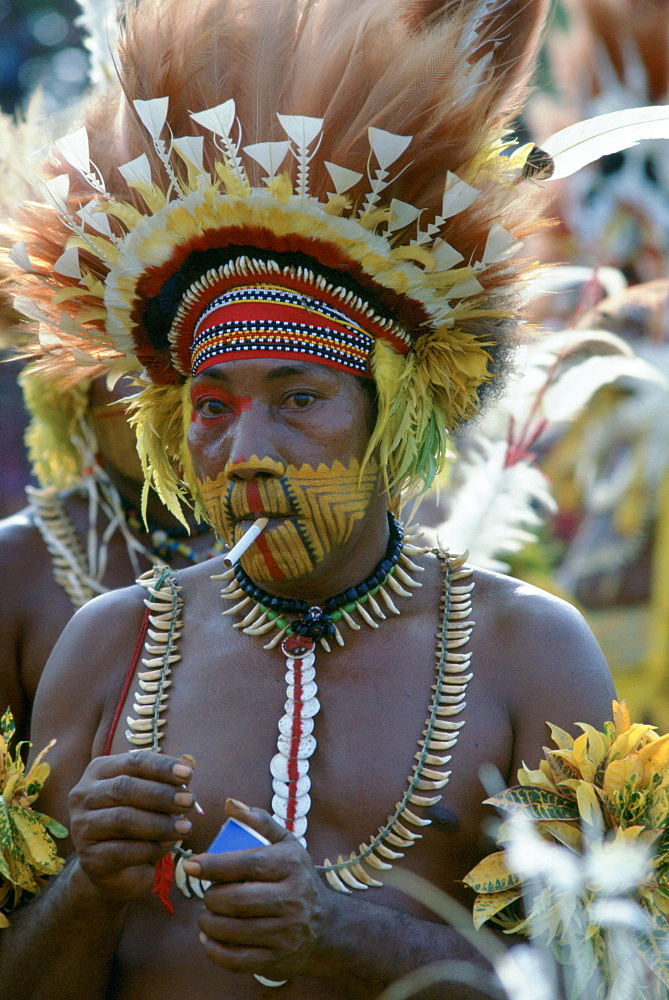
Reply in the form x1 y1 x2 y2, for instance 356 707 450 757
106 564 512 893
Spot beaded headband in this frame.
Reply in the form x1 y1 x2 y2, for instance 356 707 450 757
190 285 374 378
181 262 410 379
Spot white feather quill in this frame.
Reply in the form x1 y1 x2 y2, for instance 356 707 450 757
424 440 555 573
73 0 123 87
541 105 669 181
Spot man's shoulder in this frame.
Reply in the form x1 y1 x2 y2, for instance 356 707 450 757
36 580 150 732
69 577 149 629
468 563 615 728
0 504 42 552
0 505 59 602
469 563 590 634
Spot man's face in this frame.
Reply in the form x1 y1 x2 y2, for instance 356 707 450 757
88 376 144 482
187 358 382 584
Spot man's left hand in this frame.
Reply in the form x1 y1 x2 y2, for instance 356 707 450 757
183 798 336 981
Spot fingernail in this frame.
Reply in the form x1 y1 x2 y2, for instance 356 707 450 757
182 859 201 876
226 797 250 813
173 763 193 780
199 931 208 947
182 753 196 768
175 791 194 808
175 817 192 835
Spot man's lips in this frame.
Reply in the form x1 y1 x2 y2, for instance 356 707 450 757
235 512 292 524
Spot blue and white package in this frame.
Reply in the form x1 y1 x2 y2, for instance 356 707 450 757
207 816 271 854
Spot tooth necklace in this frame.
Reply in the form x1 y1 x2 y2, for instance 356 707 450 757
211 514 418 846
217 513 416 654
127 523 474 913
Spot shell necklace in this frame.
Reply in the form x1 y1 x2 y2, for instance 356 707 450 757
126 525 474 901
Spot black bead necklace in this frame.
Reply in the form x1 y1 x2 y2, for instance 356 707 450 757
231 512 404 641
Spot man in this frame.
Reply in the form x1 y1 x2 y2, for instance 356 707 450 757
0 0 614 996
0 366 222 743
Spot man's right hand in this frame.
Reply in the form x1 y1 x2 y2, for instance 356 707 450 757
68 750 195 903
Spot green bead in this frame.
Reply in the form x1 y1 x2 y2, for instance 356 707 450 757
331 610 342 622
343 602 356 613
276 618 288 629
267 609 279 620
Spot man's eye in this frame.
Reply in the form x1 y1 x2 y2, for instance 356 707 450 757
198 398 229 417
285 392 316 409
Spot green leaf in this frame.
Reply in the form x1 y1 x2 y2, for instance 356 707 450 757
635 925 669 987
0 807 14 851
472 888 522 930
0 709 15 744
536 819 582 852
12 807 60 869
43 817 68 839
545 751 580 785
0 843 12 881
486 785 581 822
462 851 521 893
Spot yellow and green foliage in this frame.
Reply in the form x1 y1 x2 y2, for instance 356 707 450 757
464 701 669 990
0 708 67 927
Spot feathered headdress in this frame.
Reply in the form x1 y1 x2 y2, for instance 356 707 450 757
4 0 553 518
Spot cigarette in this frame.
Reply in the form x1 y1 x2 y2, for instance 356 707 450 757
223 517 269 567
182 784 205 816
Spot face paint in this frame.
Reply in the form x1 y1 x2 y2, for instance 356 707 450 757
189 383 253 420
197 456 381 582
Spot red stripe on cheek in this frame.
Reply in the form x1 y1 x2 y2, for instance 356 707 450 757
255 531 284 581
246 480 264 514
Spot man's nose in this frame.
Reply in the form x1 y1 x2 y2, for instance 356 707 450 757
222 406 284 479
225 454 287 481
221 404 285 480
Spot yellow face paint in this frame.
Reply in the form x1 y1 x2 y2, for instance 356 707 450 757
198 456 381 582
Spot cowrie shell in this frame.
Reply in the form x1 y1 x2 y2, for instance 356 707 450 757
272 775 311 798
285 666 316 685
278 714 314 738
277 733 316 758
272 792 311 819
284 696 320 718
283 651 316 669
286 680 318 701
270 753 309 781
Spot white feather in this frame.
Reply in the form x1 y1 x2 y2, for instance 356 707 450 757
134 98 170 141
8 243 33 272
73 0 122 87
542 105 669 181
459 0 511 57
541 356 666 423
423 441 555 573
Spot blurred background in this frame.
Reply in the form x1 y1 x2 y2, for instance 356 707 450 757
0 0 87 517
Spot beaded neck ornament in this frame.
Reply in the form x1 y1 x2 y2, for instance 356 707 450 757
122 502 224 566
215 513 418 652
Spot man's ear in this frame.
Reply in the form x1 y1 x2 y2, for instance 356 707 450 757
400 0 551 115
